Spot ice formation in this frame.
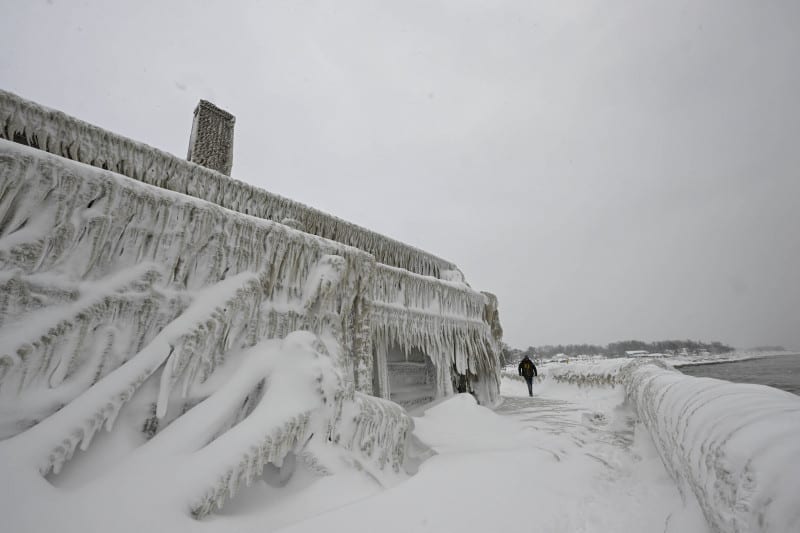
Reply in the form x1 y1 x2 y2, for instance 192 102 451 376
621 360 800 533
536 359 800 532
0 89 455 277
0 89 503 521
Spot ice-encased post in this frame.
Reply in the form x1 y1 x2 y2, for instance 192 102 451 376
187 100 235 175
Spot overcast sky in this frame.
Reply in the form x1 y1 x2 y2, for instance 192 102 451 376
2 0 799 350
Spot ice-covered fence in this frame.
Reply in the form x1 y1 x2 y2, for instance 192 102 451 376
620 361 800 533
371 303 500 405
0 89 456 277
545 358 625 387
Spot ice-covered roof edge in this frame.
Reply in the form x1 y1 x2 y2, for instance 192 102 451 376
0 89 458 278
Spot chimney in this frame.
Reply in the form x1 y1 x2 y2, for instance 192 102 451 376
187 100 235 175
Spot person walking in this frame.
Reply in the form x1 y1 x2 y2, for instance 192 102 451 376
518 355 538 396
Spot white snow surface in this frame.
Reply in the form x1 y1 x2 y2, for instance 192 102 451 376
1 371 710 533
4 351 797 532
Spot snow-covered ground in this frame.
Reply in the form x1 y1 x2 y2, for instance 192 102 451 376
4 354 799 532
274 378 707 533
0 371 708 533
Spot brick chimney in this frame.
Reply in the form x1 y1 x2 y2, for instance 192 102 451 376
187 100 235 175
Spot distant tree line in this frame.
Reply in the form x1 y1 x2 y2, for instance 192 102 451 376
501 339 735 364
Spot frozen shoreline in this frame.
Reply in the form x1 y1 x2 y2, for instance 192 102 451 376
668 351 800 368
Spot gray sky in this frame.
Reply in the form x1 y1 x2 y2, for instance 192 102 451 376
2 0 799 350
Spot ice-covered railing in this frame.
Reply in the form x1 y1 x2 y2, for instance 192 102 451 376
620 361 800 533
0 89 456 277
544 359 625 387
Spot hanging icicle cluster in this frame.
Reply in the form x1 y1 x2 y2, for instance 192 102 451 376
0 269 185 396
0 90 455 277
370 303 498 393
370 263 485 321
368 264 502 404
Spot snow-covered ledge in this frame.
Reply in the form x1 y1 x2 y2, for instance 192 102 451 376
0 89 456 277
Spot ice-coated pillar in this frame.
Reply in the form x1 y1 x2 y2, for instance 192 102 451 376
186 100 235 175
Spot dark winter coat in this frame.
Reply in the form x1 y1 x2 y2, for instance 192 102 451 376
518 357 538 379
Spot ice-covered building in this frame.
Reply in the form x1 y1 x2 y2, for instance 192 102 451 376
0 89 503 407
0 90 503 507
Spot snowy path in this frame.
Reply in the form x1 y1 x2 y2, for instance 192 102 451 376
494 392 636 466
266 378 707 533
